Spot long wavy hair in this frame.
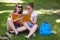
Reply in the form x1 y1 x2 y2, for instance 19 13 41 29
13 3 23 14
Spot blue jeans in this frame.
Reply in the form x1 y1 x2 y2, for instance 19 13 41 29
26 22 34 28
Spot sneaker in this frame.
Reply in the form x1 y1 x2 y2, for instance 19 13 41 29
25 35 30 39
32 33 36 37
15 32 18 35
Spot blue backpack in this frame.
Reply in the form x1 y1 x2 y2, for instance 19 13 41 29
39 22 52 35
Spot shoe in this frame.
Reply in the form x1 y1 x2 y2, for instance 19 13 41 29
32 33 36 37
15 32 18 35
25 35 30 39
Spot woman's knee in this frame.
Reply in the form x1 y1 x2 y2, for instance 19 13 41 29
34 24 38 28
16 26 27 31
7 18 12 22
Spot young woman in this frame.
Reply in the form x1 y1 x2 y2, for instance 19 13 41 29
23 2 38 38
7 3 26 35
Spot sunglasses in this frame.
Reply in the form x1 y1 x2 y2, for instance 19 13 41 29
27 8 30 10
18 6 22 8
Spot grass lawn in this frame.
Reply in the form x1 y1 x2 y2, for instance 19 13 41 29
0 0 60 40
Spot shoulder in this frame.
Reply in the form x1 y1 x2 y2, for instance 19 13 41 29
9 11 14 16
32 11 38 16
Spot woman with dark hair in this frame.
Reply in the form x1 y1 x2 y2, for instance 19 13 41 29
7 3 27 35
23 2 38 38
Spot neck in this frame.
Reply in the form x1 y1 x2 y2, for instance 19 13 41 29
16 11 19 14
28 10 33 14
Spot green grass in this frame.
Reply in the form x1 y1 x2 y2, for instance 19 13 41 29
0 0 60 40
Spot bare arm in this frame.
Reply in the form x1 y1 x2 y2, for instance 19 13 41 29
31 16 37 24
10 13 23 22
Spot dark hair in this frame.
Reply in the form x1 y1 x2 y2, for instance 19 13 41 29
14 3 23 14
28 2 34 9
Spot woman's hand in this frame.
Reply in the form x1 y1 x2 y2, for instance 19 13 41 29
31 16 37 24
13 17 23 22
13 18 20 22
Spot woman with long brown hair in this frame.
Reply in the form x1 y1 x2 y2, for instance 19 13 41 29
7 3 26 35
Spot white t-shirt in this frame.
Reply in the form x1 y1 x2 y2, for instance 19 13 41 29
23 10 38 21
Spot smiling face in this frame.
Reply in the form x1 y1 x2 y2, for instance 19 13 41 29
16 4 22 12
26 5 33 12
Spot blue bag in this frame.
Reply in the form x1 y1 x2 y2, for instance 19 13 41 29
39 22 52 35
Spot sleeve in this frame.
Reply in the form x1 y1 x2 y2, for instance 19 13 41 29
35 13 38 16
33 12 38 17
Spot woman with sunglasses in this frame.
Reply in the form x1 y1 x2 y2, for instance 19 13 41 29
7 3 27 35
23 2 38 38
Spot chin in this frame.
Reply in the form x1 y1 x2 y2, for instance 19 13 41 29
18 10 21 12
